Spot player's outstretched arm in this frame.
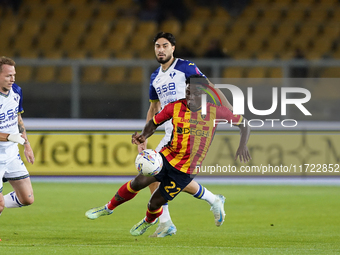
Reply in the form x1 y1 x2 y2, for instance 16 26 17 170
138 101 161 152
18 114 35 164
132 119 158 145
235 118 251 163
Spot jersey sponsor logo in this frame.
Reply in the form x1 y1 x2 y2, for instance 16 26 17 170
180 117 206 125
177 127 209 137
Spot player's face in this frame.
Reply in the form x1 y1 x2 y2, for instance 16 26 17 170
186 84 204 111
0 64 15 93
155 38 174 64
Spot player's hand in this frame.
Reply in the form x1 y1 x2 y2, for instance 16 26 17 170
235 145 251 163
138 139 147 153
132 132 146 145
24 144 35 164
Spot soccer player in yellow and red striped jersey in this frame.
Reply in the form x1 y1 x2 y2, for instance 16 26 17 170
85 75 251 236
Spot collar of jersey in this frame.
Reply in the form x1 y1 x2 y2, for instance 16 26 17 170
161 57 176 73
0 90 10 97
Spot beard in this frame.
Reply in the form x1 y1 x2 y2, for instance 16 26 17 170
156 54 172 64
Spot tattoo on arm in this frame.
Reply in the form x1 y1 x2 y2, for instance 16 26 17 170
18 115 26 134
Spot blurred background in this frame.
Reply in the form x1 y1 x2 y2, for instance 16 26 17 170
0 0 340 120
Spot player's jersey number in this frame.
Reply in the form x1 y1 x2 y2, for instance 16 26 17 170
164 181 181 198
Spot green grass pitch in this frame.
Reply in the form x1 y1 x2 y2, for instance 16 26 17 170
0 182 339 254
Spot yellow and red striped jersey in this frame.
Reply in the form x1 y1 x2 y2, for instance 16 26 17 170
153 99 243 174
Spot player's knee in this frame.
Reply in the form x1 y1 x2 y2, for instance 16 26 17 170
20 194 34 206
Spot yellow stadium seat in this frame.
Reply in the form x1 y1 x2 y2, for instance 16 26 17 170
115 50 134 59
221 37 242 53
64 22 89 37
275 21 298 37
298 21 321 37
239 7 259 21
229 21 251 39
57 66 72 83
129 35 150 53
288 34 312 50
222 67 245 78
135 21 157 37
90 49 113 59
268 67 283 78
191 6 212 20
283 8 307 22
243 36 265 52
104 33 128 52
159 19 181 36
48 6 72 21
81 33 104 51
322 23 340 39
182 20 205 37
128 67 143 84
205 20 228 38
88 20 111 37
213 8 231 22
256 51 276 60
35 66 57 83
15 66 33 83
26 5 50 20
246 67 267 78
18 50 41 59
36 33 59 52
44 0 66 6
265 36 289 52
66 50 89 59
320 67 340 77
19 20 43 37
113 18 136 37
42 20 65 37
260 8 283 22
310 37 333 54
253 22 274 37
138 49 155 59
306 9 330 22
58 33 82 51
0 18 20 39
42 50 65 59
104 67 126 84
81 66 103 84
71 7 95 21
12 34 35 52
95 6 117 21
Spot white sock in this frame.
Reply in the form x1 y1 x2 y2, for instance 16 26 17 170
158 204 171 223
193 184 216 206
4 191 24 208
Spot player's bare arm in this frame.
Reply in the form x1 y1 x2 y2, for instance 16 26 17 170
132 119 158 146
138 101 161 152
234 118 251 163
18 114 35 164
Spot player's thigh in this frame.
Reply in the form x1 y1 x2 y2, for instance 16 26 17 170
182 180 199 194
148 182 160 194
130 173 157 191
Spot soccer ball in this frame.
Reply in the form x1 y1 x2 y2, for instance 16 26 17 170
135 149 163 176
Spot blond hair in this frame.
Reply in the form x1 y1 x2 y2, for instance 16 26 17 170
0 56 16 73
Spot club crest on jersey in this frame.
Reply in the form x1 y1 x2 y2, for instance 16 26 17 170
169 72 176 79
0 104 2 109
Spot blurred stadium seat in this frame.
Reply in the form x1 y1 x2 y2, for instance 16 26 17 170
35 66 57 83
81 66 103 84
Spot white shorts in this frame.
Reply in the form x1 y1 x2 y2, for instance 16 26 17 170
0 146 29 192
